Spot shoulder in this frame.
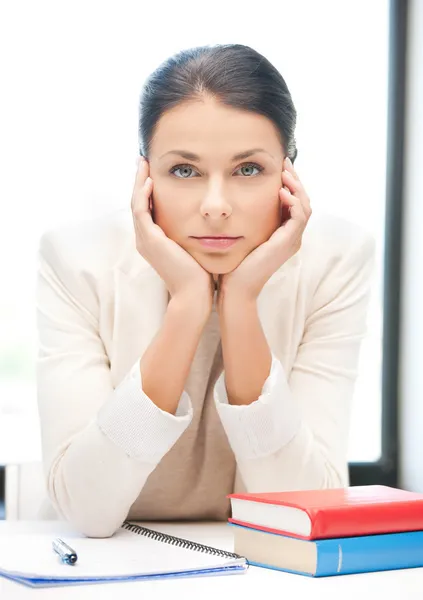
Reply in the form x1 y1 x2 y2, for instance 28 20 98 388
38 208 136 278
37 209 138 318
296 211 376 312
300 211 376 275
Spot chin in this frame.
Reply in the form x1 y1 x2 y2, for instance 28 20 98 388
194 252 246 275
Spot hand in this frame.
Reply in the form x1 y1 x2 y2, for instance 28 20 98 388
217 157 312 304
131 156 214 310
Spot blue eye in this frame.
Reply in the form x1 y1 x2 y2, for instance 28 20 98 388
170 165 199 178
235 163 263 177
169 162 264 179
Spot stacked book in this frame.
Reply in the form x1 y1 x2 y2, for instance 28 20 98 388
227 485 423 577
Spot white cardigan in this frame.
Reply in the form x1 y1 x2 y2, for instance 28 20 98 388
35 208 375 536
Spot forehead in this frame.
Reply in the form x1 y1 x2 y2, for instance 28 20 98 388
150 97 283 158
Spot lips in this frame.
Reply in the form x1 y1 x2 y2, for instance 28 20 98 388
191 236 242 250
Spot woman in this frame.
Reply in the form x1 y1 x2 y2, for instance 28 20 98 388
36 44 375 537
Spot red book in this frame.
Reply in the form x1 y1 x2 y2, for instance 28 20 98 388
228 485 423 540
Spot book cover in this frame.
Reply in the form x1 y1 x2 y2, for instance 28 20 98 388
230 523 423 577
228 485 423 540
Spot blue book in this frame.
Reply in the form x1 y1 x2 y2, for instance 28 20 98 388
230 522 423 577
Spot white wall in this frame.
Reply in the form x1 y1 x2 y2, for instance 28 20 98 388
398 0 423 491
0 0 389 465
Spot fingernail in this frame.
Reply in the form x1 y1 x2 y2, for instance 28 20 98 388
285 157 292 167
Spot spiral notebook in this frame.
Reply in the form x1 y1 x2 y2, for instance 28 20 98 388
0 521 248 588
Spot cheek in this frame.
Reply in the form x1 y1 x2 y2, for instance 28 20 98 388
150 186 190 237
247 194 281 240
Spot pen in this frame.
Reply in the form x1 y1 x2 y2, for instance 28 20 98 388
52 538 78 565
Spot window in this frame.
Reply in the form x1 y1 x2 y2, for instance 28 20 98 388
0 0 399 514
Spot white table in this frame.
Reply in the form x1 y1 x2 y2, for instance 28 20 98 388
0 521 422 599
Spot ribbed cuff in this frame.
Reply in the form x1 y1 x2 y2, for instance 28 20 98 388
214 354 301 459
97 359 193 463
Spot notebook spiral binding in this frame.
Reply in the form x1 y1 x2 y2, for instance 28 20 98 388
122 521 243 560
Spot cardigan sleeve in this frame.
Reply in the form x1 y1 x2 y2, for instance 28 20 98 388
36 233 193 539
213 230 376 491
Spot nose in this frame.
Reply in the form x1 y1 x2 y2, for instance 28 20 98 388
200 187 232 219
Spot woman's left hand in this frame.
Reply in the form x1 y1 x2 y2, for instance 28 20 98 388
217 157 312 305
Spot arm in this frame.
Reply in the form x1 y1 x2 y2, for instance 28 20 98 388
218 294 271 406
139 294 210 414
36 234 205 538
214 231 375 491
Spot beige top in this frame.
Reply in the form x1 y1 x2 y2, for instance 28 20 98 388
36 208 375 537
130 304 236 522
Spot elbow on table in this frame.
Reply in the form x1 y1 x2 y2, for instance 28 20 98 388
46 471 126 539
50 495 125 538
74 520 123 539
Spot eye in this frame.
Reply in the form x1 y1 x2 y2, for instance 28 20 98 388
234 162 264 177
169 164 199 179
169 162 264 179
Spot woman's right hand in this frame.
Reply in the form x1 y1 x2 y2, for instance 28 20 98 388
131 156 214 310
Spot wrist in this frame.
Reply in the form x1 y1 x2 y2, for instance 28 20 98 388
217 283 257 314
169 290 212 323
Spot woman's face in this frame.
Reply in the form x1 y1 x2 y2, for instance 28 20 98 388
148 97 285 275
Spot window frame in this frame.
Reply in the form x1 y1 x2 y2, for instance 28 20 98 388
349 0 407 487
0 0 407 517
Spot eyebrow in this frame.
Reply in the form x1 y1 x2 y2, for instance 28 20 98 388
159 148 274 161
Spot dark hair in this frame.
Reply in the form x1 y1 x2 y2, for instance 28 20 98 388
138 44 298 163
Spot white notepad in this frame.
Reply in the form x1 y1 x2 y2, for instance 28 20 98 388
0 521 247 588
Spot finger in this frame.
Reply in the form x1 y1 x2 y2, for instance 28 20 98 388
279 188 307 230
281 171 312 217
132 176 153 221
284 157 300 180
281 169 302 195
261 193 304 272
136 154 148 167
136 156 149 184
131 158 150 211
280 185 291 223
